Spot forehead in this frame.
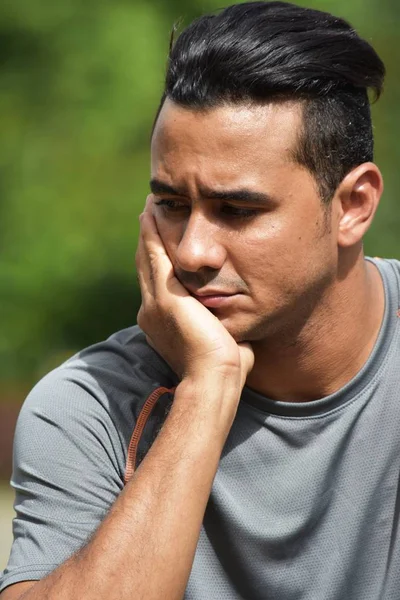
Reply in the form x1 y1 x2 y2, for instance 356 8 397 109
151 99 303 183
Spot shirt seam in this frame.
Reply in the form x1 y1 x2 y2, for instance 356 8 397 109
241 330 396 422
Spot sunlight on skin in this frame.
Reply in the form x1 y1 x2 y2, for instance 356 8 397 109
148 99 384 401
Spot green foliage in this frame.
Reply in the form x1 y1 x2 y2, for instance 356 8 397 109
0 0 399 384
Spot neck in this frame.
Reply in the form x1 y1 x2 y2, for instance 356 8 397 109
246 256 385 402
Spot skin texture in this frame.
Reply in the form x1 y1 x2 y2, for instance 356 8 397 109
1 98 385 600
150 98 385 401
137 201 254 382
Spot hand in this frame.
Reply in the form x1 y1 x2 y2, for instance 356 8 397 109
135 198 254 388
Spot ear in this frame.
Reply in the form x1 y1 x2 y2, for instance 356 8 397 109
335 162 383 248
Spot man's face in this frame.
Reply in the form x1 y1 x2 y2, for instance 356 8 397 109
150 99 339 343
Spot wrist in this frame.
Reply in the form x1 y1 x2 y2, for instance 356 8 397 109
178 371 241 399
172 375 242 440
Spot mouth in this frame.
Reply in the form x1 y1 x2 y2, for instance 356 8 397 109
190 290 241 309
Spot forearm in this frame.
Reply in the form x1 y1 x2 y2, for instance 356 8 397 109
18 377 238 600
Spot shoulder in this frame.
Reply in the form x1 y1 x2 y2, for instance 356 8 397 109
368 257 400 305
0 327 178 593
16 326 179 473
71 324 179 401
369 256 400 282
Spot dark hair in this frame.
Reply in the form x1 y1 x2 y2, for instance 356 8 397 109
155 1 385 202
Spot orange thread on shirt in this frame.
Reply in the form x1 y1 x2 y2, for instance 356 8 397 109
124 386 175 484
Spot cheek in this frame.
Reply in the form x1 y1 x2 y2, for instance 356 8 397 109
234 217 295 270
242 208 328 258
234 218 328 292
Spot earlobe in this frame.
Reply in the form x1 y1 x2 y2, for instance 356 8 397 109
337 162 383 248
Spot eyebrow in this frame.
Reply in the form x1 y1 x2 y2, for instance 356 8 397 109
149 178 276 205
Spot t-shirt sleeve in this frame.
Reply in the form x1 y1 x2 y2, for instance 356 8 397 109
0 366 125 593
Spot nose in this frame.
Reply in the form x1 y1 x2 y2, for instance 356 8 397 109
175 211 227 273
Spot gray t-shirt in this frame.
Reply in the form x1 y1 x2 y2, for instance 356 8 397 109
1 257 400 599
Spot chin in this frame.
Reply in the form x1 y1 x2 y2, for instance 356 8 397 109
216 312 268 344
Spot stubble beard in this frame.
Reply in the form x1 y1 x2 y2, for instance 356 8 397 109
214 269 336 351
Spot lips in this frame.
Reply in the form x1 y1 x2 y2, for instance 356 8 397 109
190 291 240 309
186 287 237 297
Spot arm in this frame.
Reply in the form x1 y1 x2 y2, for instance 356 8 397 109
1 200 253 600
2 376 242 600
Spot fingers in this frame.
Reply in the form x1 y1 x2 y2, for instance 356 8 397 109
140 213 174 287
139 202 165 261
136 197 190 303
135 197 182 309
135 230 152 300
144 194 153 214
135 197 248 385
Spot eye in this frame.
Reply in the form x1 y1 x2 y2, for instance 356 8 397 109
154 199 189 212
154 199 260 220
220 204 259 219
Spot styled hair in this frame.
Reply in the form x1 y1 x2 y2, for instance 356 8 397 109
155 1 385 202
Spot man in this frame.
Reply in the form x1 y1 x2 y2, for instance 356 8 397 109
1 1 398 598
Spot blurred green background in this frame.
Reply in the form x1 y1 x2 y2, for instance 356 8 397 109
0 0 399 467
0 0 399 571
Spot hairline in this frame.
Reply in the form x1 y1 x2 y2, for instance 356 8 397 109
151 93 332 203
